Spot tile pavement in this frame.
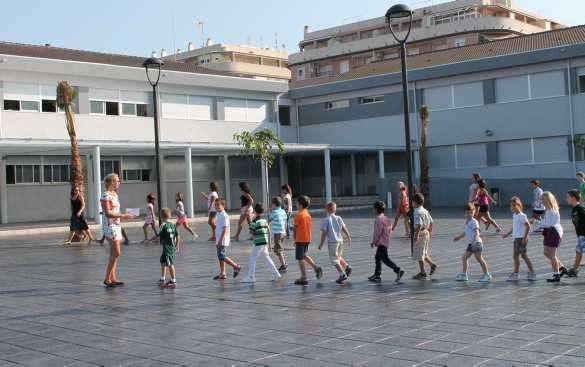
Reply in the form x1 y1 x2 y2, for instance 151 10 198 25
1 209 585 366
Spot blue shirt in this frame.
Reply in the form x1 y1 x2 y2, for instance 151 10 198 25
321 214 346 244
270 207 287 234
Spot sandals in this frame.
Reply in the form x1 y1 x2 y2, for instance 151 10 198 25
213 274 227 280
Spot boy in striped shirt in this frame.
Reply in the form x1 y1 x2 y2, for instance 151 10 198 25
241 203 282 283
270 197 288 273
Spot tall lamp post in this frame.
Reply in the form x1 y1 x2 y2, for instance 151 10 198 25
386 4 416 256
143 57 164 222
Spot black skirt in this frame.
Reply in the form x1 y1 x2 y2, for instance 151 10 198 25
70 213 89 231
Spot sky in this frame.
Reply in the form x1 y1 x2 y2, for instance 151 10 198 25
0 0 583 57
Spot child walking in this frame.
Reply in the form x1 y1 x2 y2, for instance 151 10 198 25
567 189 585 277
475 179 502 232
175 193 197 241
269 197 288 273
392 181 410 237
412 194 437 280
200 182 219 242
158 208 180 289
241 203 282 283
318 202 353 284
293 195 323 286
531 180 545 223
213 198 242 280
368 201 405 283
454 203 492 282
536 192 567 283
502 197 536 281
142 193 158 243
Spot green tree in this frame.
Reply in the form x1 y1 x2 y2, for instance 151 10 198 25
233 129 285 206
419 105 431 209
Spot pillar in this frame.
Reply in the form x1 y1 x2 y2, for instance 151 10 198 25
0 155 7 224
160 153 168 209
92 146 102 226
378 150 385 179
223 155 231 209
261 160 269 206
350 154 357 196
324 149 332 203
279 156 287 186
86 154 94 219
184 148 194 218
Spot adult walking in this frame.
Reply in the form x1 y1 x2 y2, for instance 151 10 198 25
282 184 293 238
101 173 135 288
234 182 254 241
392 181 410 237
64 186 93 246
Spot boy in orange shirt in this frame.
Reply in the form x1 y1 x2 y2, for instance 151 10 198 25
294 195 323 285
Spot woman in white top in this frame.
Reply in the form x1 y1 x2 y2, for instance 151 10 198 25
537 192 568 283
281 184 293 238
200 182 219 242
101 173 135 288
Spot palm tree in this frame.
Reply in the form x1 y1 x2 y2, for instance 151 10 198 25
56 81 83 190
419 105 431 209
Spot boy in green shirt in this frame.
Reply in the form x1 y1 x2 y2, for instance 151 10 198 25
241 203 281 283
158 208 180 289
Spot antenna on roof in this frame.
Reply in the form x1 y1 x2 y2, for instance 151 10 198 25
274 32 278 49
196 20 205 47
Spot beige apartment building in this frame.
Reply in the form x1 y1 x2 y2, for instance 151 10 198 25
164 42 291 82
289 0 564 88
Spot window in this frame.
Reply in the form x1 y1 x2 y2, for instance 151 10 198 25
161 94 212 120
20 101 40 112
3 100 20 111
137 104 148 117
297 68 305 81
339 60 350 74
100 160 121 179
5 165 41 184
498 140 532 166
122 103 136 116
324 100 350 110
123 169 151 182
407 48 419 56
424 86 452 110
495 75 529 103
533 137 568 164
90 100 104 114
578 74 585 94
428 146 455 169
454 38 466 47
105 101 119 116
42 99 57 113
279 106 291 126
530 71 565 99
456 144 487 168
453 82 483 108
43 164 70 183
359 95 384 105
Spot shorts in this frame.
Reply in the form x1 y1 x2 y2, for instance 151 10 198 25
398 205 409 215
103 225 123 241
414 229 430 261
479 205 489 213
209 211 217 219
295 243 310 260
273 233 285 254
513 238 527 255
576 236 585 254
176 216 187 225
473 202 480 208
466 242 484 253
216 246 227 261
160 253 175 267
543 228 561 248
328 242 343 266
240 206 253 216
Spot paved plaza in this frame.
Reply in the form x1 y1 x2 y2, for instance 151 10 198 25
2 209 585 366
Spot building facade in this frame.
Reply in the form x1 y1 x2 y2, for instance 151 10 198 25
290 0 563 88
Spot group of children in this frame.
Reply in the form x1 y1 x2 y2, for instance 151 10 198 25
142 176 585 289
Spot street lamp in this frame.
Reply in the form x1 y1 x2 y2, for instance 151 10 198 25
386 4 416 256
143 57 164 222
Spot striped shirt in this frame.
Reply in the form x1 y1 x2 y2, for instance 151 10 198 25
250 217 270 246
270 207 287 234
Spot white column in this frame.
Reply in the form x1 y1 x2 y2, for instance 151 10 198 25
160 153 168 209
184 148 194 218
378 150 385 179
350 154 357 196
223 155 231 209
324 149 332 203
261 160 269 206
92 146 102 226
279 155 287 186
86 154 94 219
0 155 8 224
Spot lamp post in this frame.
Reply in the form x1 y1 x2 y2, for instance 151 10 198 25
143 57 164 222
386 4 416 256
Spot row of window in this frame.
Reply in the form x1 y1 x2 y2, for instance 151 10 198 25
89 100 149 117
3 99 64 113
324 95 385 110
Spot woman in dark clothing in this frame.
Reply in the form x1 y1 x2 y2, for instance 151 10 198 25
234 182 254 241
64 186 94 245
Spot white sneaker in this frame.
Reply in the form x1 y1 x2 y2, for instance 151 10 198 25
507 273 519 282
272 274 282 282
479 273 493 283
455 272 469 281
526 272 537 281
241 277 255 283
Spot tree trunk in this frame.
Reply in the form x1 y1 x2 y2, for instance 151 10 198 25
58 81 84 190
419 106 431 209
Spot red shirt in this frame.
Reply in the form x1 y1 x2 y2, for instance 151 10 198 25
294 208 312 243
